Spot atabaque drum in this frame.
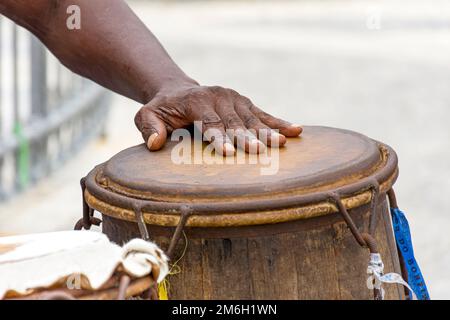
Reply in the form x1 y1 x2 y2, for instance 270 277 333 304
80 126 405 300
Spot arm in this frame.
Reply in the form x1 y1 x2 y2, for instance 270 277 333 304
1 0 302 155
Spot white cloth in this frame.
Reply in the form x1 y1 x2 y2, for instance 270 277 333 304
0 231 168 299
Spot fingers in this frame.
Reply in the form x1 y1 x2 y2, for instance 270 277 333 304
134 106 168 151
136 86 300 157
197 109 235 157
215 96 265 154
249 105 303 137
234 97 287 147
232 128 266 154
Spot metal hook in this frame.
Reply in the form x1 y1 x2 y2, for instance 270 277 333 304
387 188 398 209
134 206 150 241
328 192 383 300
328 192 367 247
80 177 92 229
368 181 380 236
167 205 193 260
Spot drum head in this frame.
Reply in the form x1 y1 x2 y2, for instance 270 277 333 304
99 126 383 201
85 126 398 227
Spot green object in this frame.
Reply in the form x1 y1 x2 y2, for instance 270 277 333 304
13 122 30 189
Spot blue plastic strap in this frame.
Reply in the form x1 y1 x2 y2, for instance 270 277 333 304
390 207 430 300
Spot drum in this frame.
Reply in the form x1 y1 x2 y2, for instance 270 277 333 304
1 231 167 300
79 126 405 300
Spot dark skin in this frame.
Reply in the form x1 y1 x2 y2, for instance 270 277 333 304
1 0 302 156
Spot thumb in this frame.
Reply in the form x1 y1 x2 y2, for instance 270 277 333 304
134 106 168 151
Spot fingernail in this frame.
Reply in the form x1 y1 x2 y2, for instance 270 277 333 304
271 131 281 142
271 131 282 138
147 133 159 150
223 142 235 156
249 139 265 153
290 124 303 135
270 131 286 147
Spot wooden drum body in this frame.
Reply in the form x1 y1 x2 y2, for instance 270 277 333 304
82 126 404 300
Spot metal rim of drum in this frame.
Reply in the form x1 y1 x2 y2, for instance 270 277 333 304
83 139 398 228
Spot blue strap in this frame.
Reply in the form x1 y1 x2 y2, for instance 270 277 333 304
390 207 430 300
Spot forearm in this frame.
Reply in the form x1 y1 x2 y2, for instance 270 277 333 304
1 0 303 155
0 0 196 103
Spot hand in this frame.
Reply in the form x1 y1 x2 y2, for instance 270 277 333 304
134 84 302 156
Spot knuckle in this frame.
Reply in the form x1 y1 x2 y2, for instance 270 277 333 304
203 122 224 132
190 90 212 105
248 104 259 115
260 111 281 125
238 95 253 106
242 114 260 128
134 107 147 128
215 94 229 106
226 88 239 97
210 86 235 99
209 85 222 91
224 114 243 128
202 111 222 124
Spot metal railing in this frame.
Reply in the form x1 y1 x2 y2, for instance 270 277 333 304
0 19 111 201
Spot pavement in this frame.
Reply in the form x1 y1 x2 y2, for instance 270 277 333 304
1 0 449 298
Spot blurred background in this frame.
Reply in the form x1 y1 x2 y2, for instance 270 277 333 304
1 0 449 298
